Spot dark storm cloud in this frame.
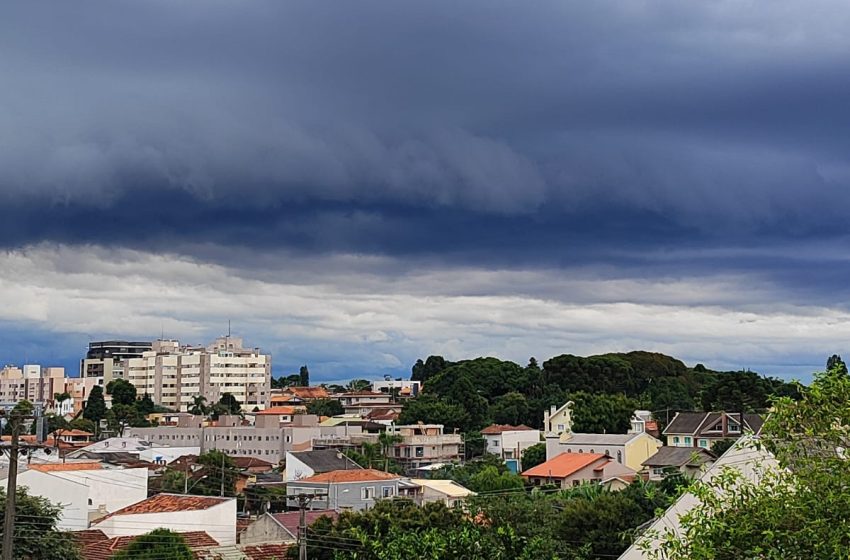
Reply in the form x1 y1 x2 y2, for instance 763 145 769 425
2 0 850 283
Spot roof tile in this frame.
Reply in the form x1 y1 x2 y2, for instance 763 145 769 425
303 468 398 483
98 493 231 520
522 453 607 478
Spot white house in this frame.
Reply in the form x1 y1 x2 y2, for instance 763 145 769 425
480 424 541 463
7 464 148 530
92 493 237 545
410 478 475 507
542 401 574 435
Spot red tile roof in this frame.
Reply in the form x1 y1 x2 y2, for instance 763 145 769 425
303 468 399 483
522 453 607 478
255 406 299 415
29 462 103 472
271 510 338 537
282 386 329 399
231 456 274 470
99 493 231 520
480 424 536 435
242 543 291 560
74 531 217 560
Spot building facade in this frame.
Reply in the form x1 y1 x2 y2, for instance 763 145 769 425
0 365 69 410
123 337 271 412
386 424 463 471
80 340 152 381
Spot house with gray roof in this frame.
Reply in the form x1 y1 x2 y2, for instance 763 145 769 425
284 449 362 482
545 431 662 472
663 412 764 450
642 446 716 480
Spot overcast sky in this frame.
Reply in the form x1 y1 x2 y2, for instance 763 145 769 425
2 1 848 381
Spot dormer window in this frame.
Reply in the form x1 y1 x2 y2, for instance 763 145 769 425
729 421 741 433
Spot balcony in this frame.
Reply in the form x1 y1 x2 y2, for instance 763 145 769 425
401 434 462 445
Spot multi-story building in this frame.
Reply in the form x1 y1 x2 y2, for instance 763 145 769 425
123 336 271 412
0 365 68 409
385 424 463 472
481 424 541 464
80 340 152 382
663 411 764 450
335 391 395 416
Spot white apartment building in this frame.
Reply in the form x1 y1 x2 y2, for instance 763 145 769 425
124 337 271 412
0 365 68 408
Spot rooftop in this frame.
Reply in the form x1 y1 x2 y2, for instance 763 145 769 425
254 406 298 415
303 468 399 483
271 510 338 538
29 462 103 472
281 386 329 399
288 449 362 474
664 412 765 436
232 456 275 470
522 452 607 478
241 543 292 560
481 424 536 435
560 432 645 446
73 530 217 560
642 446 716 468
410 478 476 498
99 493 231 519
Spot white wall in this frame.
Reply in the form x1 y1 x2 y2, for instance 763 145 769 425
51 468 148 514
140 447 201 464
284 452 315 482
12 470 89 530
94 499 238 545
487 430 541 457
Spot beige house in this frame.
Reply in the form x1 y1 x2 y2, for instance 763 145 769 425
546 431 661 472
543 401 574 435
410 478 475 507
386 424 463 472
522 452 637 489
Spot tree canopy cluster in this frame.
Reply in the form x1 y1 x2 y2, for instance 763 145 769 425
402 352 799 440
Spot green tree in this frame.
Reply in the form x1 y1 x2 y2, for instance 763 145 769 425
69 417 96 434
106 379 137 406
411 355 450 384
271 374 301 389
489 391 529 426
397 395 468 431
189 395 208 416
520 442 546 471
346 379 371 392
468 465 525 493
195 450 237 497
0 487 82 559
305 398 344 417
299 365 310 386
218 393 242 415
648 366 850 559
83 385 107 426
136 393 155 416
53 392 71 403
570 391 637 434
112 529 193 560
827 353 847 375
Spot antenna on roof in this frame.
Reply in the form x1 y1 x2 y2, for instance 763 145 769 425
228 320 231 338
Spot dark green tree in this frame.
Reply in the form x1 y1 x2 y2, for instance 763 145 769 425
306 398 344 417
520 442 547 471
106 379 137 406
195 450 237 496
83 386 107 426
570 391 637 434
136 393 155 416
411 355 450 384
0 487 82 559
489 391 530 426
299 365 310 386
346 379 371 392
397 395 468 431
827 354 847 375
189 396 208 416
218 393 242 415
112 529 193 560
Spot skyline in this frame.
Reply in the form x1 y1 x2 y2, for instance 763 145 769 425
3 1 850 382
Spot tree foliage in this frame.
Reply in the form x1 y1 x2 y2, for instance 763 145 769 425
82 385 107 425
106 379 137 406
306 398 344 417
521 442 547 471
0 487 82 559
299 365 310 386
112 529 193 560
648 366 850 559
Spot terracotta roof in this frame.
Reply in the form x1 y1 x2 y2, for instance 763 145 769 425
480 424 536 435
282 386 329 399
303 468 399 483
57 429 94 437
29 462 103 472
255 406 298 415
271 510 338 538
340 390 387 397
522 452 607 478
77 531 217 560
98 493 231 520
231 456 274 469
242 544 291 560
70 529 108 547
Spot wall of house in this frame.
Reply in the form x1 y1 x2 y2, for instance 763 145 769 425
14 470 89 530
560 460 636 488
290 480 400 511
624 434 662 471
241 513 296 545
558 443 627 464
52 468 148 515
94 500 238 544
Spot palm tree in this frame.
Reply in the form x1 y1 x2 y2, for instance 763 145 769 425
189 396 208 416
378 432 403 472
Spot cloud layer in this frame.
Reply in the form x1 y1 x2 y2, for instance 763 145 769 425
1 1 849 379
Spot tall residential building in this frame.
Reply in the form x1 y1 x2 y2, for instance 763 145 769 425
80 340 152 382
124 336 271 412
0 365 68 407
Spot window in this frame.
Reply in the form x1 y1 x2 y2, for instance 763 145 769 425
361 487 375 500
415 447 424 458
616 450 622 463
381 486 394 498
493 440 499 447
652 467 665 476
698 439 708 448
728 422 741 433
672 436 680 445
684 436 692 445
557 424 565 432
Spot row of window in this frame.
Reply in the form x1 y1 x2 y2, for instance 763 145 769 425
671 436 710 448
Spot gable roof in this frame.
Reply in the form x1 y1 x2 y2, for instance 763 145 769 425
522 452 607 478
480 424 536 435
281 386 329 399
561 433 645 446
75 531 217 560
289 449 362 473
270 510 338 538
255 406 298 415
231 456 274 470
410 478 476 498
241 543 292 560
98 493 231 520
642 446 716 468
302 468 399 483
29 462 103 472
664 412 765 436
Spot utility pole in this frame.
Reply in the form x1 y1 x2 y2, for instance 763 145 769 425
294 492 327 560
220 452 225 497
2 414 21 560
184 458 189 494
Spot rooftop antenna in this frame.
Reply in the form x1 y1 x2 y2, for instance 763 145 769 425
228 320 231 338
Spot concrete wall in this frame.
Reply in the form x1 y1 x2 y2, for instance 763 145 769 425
94 499 237 544
13 470 89 531
51 468 148 515
241 514 295 545
289 480 400 511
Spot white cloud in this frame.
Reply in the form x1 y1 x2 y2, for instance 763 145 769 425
0 244 842 379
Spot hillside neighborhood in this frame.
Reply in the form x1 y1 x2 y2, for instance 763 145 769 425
0 339 841 559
